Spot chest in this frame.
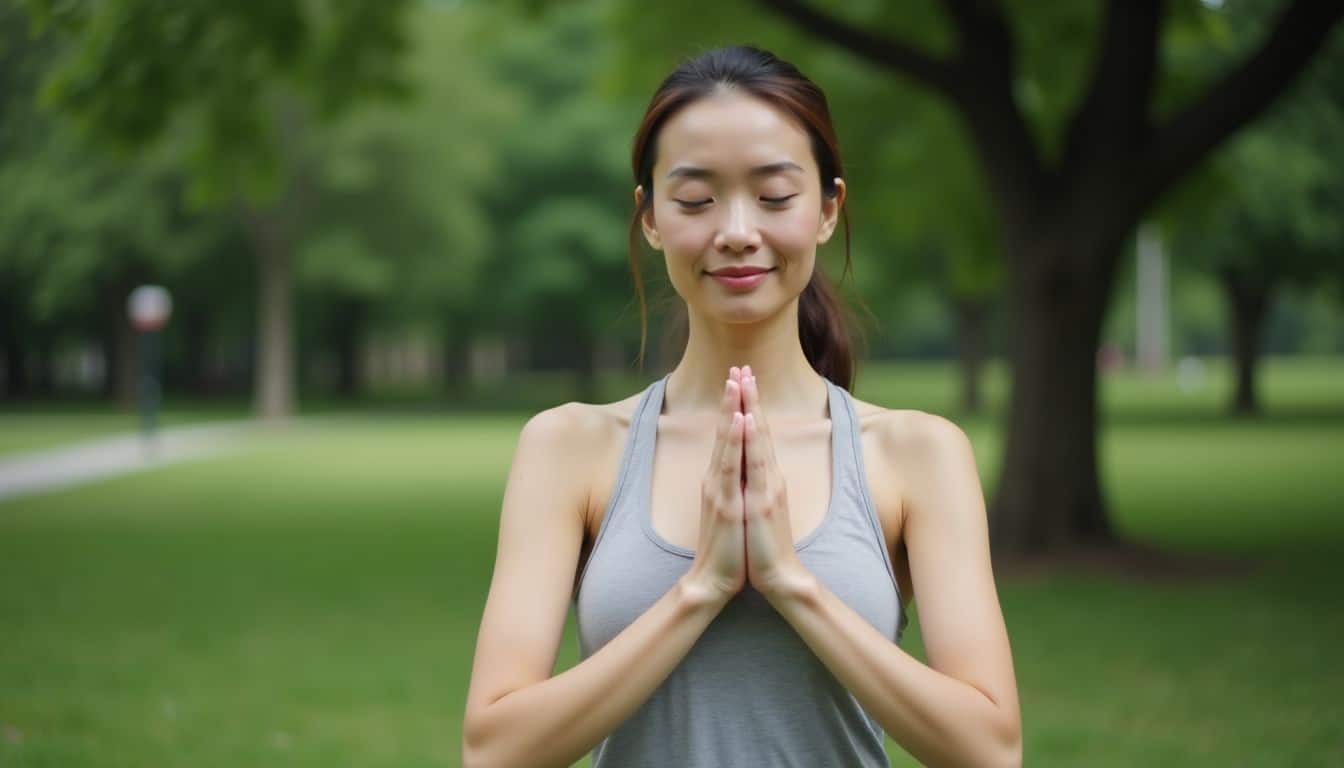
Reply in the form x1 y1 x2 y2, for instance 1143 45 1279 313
581 412 909 594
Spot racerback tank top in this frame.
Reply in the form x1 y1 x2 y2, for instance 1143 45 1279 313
573 372 909 767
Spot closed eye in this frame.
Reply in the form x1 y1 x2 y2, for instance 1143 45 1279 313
673 195 798 209
673 198 712 209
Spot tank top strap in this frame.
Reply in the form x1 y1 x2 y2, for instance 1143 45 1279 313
825 378 903 620
574 374 669 599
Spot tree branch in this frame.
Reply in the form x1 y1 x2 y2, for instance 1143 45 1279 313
933 0 1046 228
1140 0 1344 207
758 0 1050 231
755 0 960 94
938 0 1015 66
1059 0 1162 187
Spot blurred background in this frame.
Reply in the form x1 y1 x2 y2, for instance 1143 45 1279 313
1 0 1341 765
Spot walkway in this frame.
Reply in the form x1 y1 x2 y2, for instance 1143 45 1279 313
0 421 256 503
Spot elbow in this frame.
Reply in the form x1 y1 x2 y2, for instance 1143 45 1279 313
462 713 545 768
461 730 490 768
462 713 507 768
462 739 511 768
963 699 1020 768
998 735 1023 768
993 712 1023 768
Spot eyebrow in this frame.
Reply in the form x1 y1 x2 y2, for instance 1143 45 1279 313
665 161 805 180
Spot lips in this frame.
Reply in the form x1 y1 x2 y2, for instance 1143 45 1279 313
707 266 774 277
708 267 774 292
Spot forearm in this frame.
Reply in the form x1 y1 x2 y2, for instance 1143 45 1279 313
765 574 1021 768
463 576 728 768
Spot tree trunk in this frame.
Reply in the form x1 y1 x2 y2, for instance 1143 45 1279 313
34 336 55 397
442 333 469 397
334 298 365 398
246 208 295 421
574 325 599 405
953 297 986 415
97 275 137 405
0 292 28 399
1220 268 1271 416
989 235 1118 554
182 309 211 397
116 321 138 409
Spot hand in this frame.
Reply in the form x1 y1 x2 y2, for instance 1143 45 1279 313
738 365 812 602
682 370 749 608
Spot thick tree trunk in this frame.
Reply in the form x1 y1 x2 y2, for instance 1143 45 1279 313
953 298 986 415
246 208 295 421
989 235 1118 554
1220 268 1271 416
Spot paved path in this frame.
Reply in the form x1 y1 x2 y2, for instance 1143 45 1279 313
0 422 257 503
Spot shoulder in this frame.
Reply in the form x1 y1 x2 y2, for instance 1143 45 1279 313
846 393 972 464
519 393 636 457
851 395 983 536
515 389 647 492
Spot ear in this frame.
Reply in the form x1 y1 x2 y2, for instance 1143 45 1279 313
634 185 662 250
817 177 846 245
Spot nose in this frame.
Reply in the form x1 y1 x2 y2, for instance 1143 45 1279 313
713 195 762 253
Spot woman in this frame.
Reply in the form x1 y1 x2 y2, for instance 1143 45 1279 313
463 45 1021 768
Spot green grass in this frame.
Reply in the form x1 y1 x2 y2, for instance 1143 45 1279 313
1 358 1342 766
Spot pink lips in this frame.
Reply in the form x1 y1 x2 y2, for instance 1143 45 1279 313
707 267 774 291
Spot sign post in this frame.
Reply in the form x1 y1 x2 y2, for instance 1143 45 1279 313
127 286 173 439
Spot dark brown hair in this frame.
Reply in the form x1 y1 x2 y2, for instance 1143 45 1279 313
627 45 866 390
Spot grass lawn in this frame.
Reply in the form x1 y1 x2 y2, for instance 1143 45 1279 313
1 357 1341 766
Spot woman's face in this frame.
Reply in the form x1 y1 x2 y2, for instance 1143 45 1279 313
637 88 845 324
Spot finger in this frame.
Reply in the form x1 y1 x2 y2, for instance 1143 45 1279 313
709 377 736 471
723 410 744 499
745 411 767 494
743 373 768 437
743 375 779 480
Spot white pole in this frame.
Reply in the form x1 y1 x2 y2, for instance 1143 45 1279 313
1136 222 1169 375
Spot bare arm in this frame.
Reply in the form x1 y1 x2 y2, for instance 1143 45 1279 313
761 412 1022 768
461 404 731 768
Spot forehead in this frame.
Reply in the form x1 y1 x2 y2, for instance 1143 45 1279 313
654 89 815 177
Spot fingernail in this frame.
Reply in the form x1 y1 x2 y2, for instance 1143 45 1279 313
733 412 742 426
746 413 755 429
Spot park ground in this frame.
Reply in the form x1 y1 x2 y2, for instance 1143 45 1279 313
1 357 1341 766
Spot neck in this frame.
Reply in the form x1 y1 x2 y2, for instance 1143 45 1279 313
664 298 829 421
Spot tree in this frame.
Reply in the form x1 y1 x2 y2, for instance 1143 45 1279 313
1166 29 1344 414
607 0 1343 554
1 0 236 402
476 4 642 401
21 0 413 419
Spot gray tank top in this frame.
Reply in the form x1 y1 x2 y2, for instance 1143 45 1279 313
573 372 909 767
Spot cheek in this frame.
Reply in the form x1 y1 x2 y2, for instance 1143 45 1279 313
662 222 711 257
771 209 823 251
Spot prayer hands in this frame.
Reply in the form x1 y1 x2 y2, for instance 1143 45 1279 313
732 365 813 602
